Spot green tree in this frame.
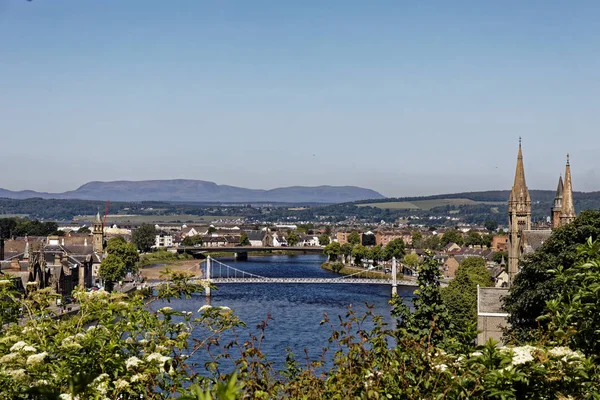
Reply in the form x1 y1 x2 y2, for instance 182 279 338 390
207 226 217 234
341 243 353 260
403 253 419 271
492 251 508 264
77 226 91 234
182 235 203 247
423 234 440 250
411 231 423 248
347 231 361 246
99 237 140 291
318 234 330 246
286 231 300 246
441 257 492 340
484 220 499 232
0 218 17 239
239 233 250 246
383 238 405 261
368 245 384 266
464 231 484 247
132 223 157 252
351 244 368 266
503 210 600 342
323 242 341 261
391 250 453 346
441 230 464 247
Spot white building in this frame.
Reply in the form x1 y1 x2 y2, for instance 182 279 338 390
154 232 173 248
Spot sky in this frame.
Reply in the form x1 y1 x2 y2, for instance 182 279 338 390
1 0 600 197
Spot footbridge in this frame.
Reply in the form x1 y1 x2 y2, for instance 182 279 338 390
147 256 416 297
176 246 324 259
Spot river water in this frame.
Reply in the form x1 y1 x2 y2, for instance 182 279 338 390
161 254 416 372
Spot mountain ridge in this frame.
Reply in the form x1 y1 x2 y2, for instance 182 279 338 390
0 180 384 204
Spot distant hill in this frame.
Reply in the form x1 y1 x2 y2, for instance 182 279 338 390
0 180 385 204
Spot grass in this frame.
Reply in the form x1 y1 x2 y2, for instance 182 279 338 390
138 250 193 268
358 198 504 211
0 214 29 218
321 262 402 280
74 215 240 223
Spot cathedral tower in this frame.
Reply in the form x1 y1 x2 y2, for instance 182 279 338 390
508 139 531 283
551 175 563 228
93 211 104 253
559 154 576 225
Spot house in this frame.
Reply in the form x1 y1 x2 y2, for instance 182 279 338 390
442 256 460 278
181 226 208 238
154 231 173 248
336 231 360 245
299 235 320 247
442 242 462 253
375 230 413 247
202 236 228 247
244 230 266 247
491 235 509 252
264 232 288 247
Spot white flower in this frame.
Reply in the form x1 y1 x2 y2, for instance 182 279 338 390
8 368 26 379
147 352 170 364
138 339 149 345
10 341 27 352
0 280 12 286
219 306 231 311
114 379 130 389
35 379 49 386
198 305 212 312
0 353 20 363
22 346 36 353
125 356 142 370
434 363 448 372
154 345 167 353
470 351 483 357
26 352 47 365
0 335 18 344
508 345 536 365
158 307 173 314
548 346 581 359
125 337 135 344
92 373 109 395
130 373 146 383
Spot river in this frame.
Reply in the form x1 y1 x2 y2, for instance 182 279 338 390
160 254 416 372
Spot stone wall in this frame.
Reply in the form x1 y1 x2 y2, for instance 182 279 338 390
477 286 510 345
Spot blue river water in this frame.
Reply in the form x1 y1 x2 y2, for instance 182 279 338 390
160 254 416 372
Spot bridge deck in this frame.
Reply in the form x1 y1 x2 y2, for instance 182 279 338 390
177 246 324 253
145 277 417 287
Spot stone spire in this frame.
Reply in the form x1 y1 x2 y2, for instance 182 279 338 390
507 138 531 285
560 154 576 225
551 175 564 229
93 208 104 254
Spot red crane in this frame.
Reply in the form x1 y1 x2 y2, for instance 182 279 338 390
103 200 110 229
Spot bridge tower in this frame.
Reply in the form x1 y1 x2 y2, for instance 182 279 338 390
391 257 398 296
205 256 211 297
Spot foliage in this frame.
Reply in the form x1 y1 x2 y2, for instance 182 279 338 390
411 231 423 248
132 223 158 252
485 219 499 232
537 237 600 358
318 234 330 246
77 226 91 234
351 244 368 266
323 242 341 261
239 233 250 246
391 250 453 346
286 231 300 246
492 251 508 264
441 230 464 246
367 245 384 265
442 257 493 338
504 210 600 342
340 242 353 258
138 249 192 268
99 237 140 290
182 234 204 247
402 253 419 270
0 218 59 238
347 231 361 246
383 238 405 261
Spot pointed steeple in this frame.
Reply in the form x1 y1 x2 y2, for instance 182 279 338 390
555 175 564 199
560 154 576 224
551 174 564 229
509 137 531 207
95 209 102 224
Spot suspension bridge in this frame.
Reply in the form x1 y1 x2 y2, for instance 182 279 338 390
147 256 416 297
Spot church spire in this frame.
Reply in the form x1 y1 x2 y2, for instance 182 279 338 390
560 153 576 224
551 174 564 228
509 137 531 206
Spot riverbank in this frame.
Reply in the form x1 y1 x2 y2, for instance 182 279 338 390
139 259 202 281
321 262 403 280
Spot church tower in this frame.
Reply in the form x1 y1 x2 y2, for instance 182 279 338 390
508 139 531 283
551 175 563 228
559 154 576 225
93 211 104 253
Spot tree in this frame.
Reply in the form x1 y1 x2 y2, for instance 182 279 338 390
423 235 440 250
318 234 330 246
99 237 140 291
0 218 17 239
132 223 157 252
286 231 300 247
402 253 419 271
391 250 452 346
441 230 464 247
441 257 492 340
383 238 405 261
492 251 508 264
239 233 250 246
484 220 499 232
347 232 361 246
464 231 484 247
368 245 384 266
207 226 217 234
323 242 341 261
341 243 353 260
182 234 203 247
504 210 600 342
411 231 423 248
77 226 91 234
351 245 368 266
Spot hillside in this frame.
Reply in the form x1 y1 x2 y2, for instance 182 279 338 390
0 180 384 204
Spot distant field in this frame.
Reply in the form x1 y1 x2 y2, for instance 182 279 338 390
0 214 29 218
74 215 240 223
358 198 504 211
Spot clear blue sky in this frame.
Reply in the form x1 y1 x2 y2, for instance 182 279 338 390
1 0 599 196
